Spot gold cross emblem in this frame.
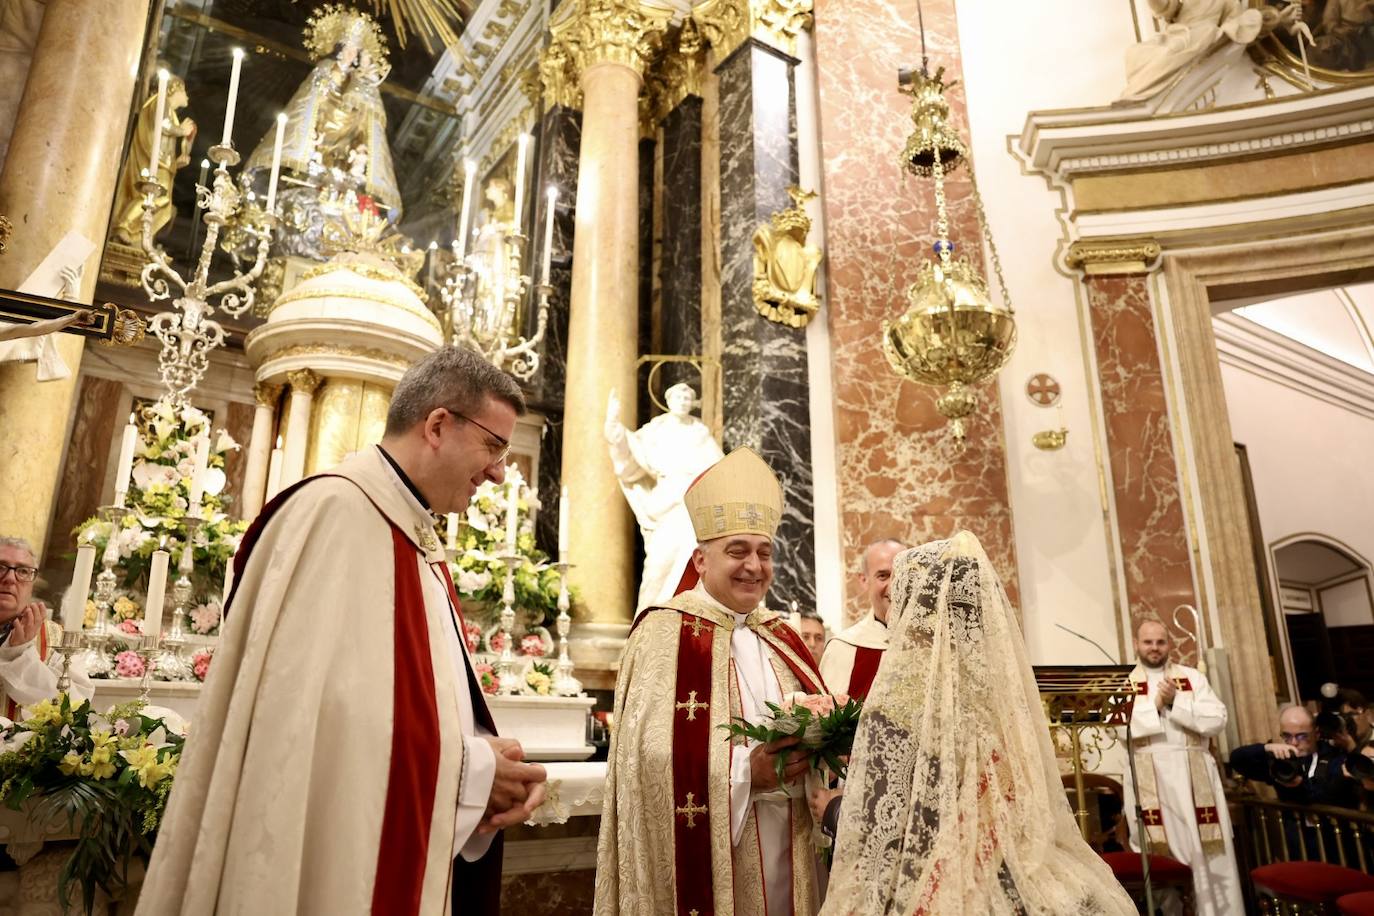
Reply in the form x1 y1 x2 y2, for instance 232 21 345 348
683 615 708 638
675 792 708 828
675 690 709 721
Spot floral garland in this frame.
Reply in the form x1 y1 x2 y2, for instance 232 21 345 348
74 401 246 638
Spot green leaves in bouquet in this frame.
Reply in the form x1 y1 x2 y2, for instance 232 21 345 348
718 696 864 794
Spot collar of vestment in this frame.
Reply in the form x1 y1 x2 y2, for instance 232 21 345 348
663 584 781 633
331 447 446 564
833 611 889 650
376 444 431 512
1129 662 1194 692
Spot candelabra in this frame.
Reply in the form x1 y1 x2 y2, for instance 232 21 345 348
137 142 275 405
496 551 523 695
82 506 130 677
552 561 582 697
440 231 552 382
154 514 201 681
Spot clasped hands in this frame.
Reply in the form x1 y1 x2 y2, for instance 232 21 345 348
479 737 548 834
749 735 811 791
1 601 46 648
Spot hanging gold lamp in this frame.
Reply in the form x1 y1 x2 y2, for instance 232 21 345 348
882 57 1016 440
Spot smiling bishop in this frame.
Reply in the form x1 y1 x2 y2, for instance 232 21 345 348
595 447 827 916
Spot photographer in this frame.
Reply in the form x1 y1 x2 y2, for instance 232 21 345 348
1230 705 1359 809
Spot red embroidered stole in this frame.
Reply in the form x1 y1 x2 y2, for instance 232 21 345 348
847 646 883 700
672 612 718 916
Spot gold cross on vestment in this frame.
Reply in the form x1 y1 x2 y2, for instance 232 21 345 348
1198 806 1218 824
684 615 708 638
676 690 709 721
675 792 708 828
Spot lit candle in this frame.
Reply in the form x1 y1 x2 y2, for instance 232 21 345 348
113 413 138 507
504 480 519 551
148 68 169 179
197 158 210 191
541 186 558 285
188 434 211 514
265 435 284 500
264 111 287 212
427 240 438 290
144 545 169 641
512 133 530 230
64 545 96 633
221 47 245 147
455 159 476 261
446 512 460 551
557 485 570 562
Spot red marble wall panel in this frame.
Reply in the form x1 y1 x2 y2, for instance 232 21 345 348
813 0 1017 625
1085 274 1199 664
41 375 122 580
221 400 255 519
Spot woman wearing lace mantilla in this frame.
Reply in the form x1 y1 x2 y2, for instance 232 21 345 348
822 531 1135 915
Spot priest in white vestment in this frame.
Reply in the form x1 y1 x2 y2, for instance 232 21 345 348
596 448 828 916
0 536 93 717
819 538 904 700
137 347 547 916
1123 620 1243 916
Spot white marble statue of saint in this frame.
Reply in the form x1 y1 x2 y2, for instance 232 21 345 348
604 382 724 614
1118 0 1267 108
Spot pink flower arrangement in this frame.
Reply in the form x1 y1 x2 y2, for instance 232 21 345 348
192 651 212 682
782 693 850 718
116 619 142 636
463 621 483 654
519 634 545 657
486 630 508 655
114 650 146 679
475 663 498 695
189 602 221 635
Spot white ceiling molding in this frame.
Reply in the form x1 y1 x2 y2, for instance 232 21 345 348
1214 312 1374 420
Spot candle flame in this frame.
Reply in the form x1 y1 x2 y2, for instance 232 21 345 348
157 67 169 81
464 159 476 177
277 111 287 125
232 47 245 60
275 435 283 448
547 186 559 201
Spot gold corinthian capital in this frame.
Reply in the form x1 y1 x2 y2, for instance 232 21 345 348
693 0 813 61
546 0 672 94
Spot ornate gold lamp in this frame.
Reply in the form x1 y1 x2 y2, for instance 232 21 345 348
882 63 1016 440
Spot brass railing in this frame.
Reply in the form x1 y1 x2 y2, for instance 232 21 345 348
1231 795 1374 914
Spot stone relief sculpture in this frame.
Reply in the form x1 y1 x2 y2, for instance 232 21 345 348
1118 0 1308 110
1261 0 1374 74
752 185 822 328
604 383 724 614
111 75 197 245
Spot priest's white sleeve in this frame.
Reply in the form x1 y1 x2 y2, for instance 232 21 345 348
457 734 497 862
730 742 753 845
1168 670 1227 737
1130 692 1165 739
0 636 90 707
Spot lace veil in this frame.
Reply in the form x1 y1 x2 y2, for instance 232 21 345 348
822 531 1136 915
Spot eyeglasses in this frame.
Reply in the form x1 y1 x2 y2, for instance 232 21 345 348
448 409 511 465
1281 732 1311 743
0 564 37 583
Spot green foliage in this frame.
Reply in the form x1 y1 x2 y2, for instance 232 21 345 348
0 694 185 913
720 696 863 794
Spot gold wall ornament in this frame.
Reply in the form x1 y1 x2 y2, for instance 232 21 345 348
1064 238 1162 275
253 381 284 409
751 186 822 328
899 66 966 178
539 40 583 110
270 342 413 370
0 214 10 254
642 18 706 131
303 4 391 64
693 0 814 61
1032 428 1068 451
547 0 671 82
287 367 324 395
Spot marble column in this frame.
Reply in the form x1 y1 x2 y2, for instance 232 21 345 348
242 382 281 520
659 96 704 390
0 0 149 556
280 369 321 489
555 0 666 626
713 40 816 612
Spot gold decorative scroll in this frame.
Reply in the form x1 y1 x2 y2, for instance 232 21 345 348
1064 238 1162 275
547 0 672 81
272 343 413 371
0 214 11 255
693 0 813 62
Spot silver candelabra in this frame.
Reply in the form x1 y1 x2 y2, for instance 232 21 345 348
496 551 523 694
552 561 581 697
138 142 275 405
440 231 551 381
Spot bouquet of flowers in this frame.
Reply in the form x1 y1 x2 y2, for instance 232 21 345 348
0 695 186 913
721 692 862 793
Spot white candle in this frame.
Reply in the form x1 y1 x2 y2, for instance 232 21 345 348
541 186 558 285
446 512 459 551
512 133 530 230
221 47 245 146
144 548 169 640
264 111 287 211
505 480 519 550
64 545 97 632
188 434 211 513
456 159 476 260
427 240 438 289
148 68 169 179
265 435 284 499
113 413 138 507
557 485 570 561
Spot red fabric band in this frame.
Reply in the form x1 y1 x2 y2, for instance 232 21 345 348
672 612 718 916
847 646 883 700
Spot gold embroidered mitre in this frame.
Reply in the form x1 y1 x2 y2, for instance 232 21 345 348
683 447 783 541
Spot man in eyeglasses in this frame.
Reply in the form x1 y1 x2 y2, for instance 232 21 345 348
1230 705 1360 809
0 536 92 717
139 346 547 916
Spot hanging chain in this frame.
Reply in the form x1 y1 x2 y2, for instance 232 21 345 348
930 143 952 272
966 159 1012 313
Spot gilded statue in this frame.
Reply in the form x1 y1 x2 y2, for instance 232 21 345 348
752 185 822 328
465 177 519 342
243 5 401 216
111 74 197 245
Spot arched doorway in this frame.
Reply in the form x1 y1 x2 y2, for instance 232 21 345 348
1272 536 1374 703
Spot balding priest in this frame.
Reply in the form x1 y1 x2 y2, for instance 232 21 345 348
595 448 828 916
819 538 905 700
137 346 547 916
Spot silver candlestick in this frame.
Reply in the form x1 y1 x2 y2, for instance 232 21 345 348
85 506 130 671
53 630 86 694
496 551 522 695
552 561 582 697
156 515 201 680
136 634 161 702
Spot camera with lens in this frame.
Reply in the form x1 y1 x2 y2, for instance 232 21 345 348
1316 709 1356 746
1348 750 1374 781
1269 753 1305 784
